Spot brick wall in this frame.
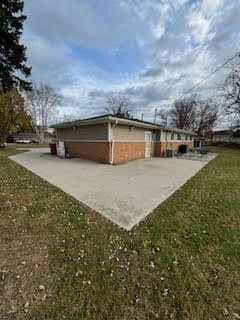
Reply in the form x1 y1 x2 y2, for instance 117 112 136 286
65 140 194 164
65 141 110 163
112 142 147 164
152 142 162 157
112 141 194 164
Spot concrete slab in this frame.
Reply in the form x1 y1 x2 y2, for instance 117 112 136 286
9 148 217 230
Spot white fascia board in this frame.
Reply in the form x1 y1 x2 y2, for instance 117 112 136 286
51 116 110 129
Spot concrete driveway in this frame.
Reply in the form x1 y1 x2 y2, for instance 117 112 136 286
10 148 216 230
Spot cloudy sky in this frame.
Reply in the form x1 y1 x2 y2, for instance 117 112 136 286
22 0 240 123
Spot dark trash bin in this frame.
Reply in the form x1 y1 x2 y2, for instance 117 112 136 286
178 144 188 154
166 149 174 157
49 143 57 155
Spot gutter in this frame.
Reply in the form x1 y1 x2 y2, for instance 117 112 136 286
110 120 118 164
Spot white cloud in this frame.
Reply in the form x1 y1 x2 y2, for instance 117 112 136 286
187 9 211 44
22 0 240 124
151 23 165 39
24 0 143 48
202 0 222 16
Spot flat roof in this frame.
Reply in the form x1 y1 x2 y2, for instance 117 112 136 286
51 114 195 135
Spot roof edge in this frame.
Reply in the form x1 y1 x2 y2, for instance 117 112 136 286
51 114 195 135
51 115 111 128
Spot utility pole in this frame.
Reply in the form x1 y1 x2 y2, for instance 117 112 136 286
141 113 143 121
154 108 157 124
165 115 168 127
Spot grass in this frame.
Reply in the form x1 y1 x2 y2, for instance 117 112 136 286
6 142 50 149
0 146 240 319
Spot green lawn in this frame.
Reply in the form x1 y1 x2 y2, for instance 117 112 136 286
0 146 239 319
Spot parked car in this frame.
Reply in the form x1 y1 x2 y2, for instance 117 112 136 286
31 138 39 143
0 143 6 149
16 139 31 144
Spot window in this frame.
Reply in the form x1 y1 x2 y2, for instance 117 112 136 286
177 133 181 140
171 131 174 140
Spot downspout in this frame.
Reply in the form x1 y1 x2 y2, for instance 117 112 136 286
110 120 118 164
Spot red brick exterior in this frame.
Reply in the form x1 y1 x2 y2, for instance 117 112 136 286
152 142 162 157
112 141 194 164
65 141 110 163
64 140 194 164
112 142 146 164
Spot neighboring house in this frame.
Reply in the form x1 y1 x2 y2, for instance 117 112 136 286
51 114 195 164
35 125 55 141
12 132 38 142
212 129 240 144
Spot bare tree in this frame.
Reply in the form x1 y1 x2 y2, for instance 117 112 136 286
105 95 132 118
168 97 218 135
193 100 218 136
169 97 196 130
157 108 169 126
222 64 240 116
25 83 62 140
61 113 77 122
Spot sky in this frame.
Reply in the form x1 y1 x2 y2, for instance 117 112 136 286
22 0 240 124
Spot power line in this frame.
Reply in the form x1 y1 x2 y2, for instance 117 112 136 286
137 51 240 120
178 51 240 100
147 50 240 107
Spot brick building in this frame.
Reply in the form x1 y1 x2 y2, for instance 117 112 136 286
52 114 195 164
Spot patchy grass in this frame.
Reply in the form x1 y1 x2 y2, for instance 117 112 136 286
0 146 239 319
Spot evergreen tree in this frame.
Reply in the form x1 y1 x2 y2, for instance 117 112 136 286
0 0 31 91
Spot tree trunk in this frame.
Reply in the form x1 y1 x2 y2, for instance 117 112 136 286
39 127 45 141
33 123 41 140
0 134 6 144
